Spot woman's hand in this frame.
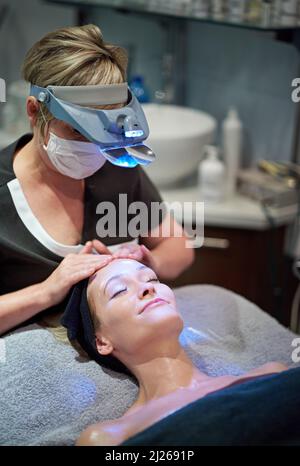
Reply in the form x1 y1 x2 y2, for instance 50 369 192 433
112 243 159 275
91 239 112 255
41 242 113 306
84 240 160 275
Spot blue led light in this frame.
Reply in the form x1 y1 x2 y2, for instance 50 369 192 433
107 152 138 168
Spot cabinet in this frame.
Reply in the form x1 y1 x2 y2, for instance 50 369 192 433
160 186 298 327
166 224 297 326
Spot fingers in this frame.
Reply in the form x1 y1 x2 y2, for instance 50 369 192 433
70 256 113 283
92 239 111 255
140 244 150 256
112 243 140 258
72 268 97 280
79 241 148 266
112 243 143 261
116 244 140 254
112 249 142 261
75 240 149 264
92 257 112 271
67 254 112 265
112 249 130 258
140 245 154 266
46 248 114 305
139 244 158 274
80 240 112 256
79 241 93 255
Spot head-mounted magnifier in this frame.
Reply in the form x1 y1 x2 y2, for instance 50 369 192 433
30 82 155 168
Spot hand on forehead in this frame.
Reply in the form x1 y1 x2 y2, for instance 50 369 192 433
91 257 151 284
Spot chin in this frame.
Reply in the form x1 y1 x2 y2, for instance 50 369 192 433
150 307 184 336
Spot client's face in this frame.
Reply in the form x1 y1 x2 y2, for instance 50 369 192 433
87 258 183 361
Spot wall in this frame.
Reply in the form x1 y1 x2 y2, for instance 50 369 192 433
186 22 300 165
88 6 300 165
86 6 165 98
0 0 75 138
0 0 76 84
1 1 299 165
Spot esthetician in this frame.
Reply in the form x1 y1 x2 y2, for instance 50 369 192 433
0 24 194 336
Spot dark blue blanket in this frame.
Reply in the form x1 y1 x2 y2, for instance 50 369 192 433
122 367 300 446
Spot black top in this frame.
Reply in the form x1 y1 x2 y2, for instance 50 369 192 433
122 367 300 446
0 134 163 320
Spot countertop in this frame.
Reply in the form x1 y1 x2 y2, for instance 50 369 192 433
160 185 298 230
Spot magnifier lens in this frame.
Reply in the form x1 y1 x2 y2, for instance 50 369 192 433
126 145 155 166
103 148 139 168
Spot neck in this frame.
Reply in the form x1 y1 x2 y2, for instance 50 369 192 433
14 134 84 193
127 341 210 405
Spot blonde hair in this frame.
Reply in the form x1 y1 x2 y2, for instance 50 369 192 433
22 24 128 134
40 312 90 360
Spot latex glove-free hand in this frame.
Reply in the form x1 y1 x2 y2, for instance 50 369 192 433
112 243 159 275
42 242 113 306
91 239 112 256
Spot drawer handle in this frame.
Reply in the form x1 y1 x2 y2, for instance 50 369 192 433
203 237 230 249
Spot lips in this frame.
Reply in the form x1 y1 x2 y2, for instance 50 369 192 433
140 298 168 314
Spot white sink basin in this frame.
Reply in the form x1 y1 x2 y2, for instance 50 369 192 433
142 104 216 187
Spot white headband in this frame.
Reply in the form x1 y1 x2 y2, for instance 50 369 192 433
47 82 128 106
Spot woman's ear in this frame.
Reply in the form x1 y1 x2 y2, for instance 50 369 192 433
95 334 114 356
26 96 40 126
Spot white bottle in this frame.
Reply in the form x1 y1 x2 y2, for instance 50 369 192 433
198 145 225 202
222 107 242 198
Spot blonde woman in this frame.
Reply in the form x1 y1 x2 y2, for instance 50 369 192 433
0 25 193 336
61 256 288 446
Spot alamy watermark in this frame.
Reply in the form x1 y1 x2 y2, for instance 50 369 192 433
0 78 6 102
291 78 300 103
291 337 300 363
95 195 204 248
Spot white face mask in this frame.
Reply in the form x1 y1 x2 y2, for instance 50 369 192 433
43 132 107 179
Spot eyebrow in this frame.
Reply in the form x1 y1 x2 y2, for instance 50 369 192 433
103 264 148 296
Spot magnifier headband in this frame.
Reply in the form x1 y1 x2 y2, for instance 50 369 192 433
30 82 155 168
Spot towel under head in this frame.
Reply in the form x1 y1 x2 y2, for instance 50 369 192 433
61 280 131 376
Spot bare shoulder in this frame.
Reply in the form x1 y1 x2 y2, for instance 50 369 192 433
76 419 128 446
246 361 288 378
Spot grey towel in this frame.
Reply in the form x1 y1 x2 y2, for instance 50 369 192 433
0 285 298 446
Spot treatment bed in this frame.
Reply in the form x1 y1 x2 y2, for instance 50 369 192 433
0 284 299 446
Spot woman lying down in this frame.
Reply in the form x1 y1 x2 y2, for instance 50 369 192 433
61 255 288 446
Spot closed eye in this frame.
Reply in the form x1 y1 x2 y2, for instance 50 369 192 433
110 278 158 299
111 288 127 299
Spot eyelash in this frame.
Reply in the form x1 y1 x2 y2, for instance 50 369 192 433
111 278 159 299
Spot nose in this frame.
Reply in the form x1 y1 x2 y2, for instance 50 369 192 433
139 282 156 299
